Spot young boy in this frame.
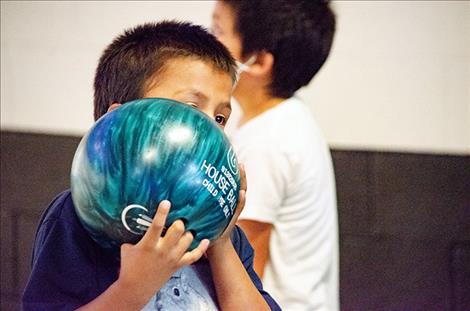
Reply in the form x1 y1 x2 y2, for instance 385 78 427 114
22 21 280 311
212 1 339 310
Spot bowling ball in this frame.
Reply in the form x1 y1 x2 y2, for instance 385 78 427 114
71 98 240 251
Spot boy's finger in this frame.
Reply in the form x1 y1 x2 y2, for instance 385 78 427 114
238 163 247 192
138 200 170 247
160 219 186 249
174 231 194 257
179 239 210 266
234 189 246 218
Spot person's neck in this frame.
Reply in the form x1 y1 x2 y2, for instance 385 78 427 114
235 90 286 126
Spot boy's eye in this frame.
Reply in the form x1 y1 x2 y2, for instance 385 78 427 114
186 102 198 108
215 114 226 125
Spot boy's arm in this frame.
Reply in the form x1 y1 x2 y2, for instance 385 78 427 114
77 201 209 311
206 165 274 310
232 142 287 279
207 238 271 310
237 219 272 278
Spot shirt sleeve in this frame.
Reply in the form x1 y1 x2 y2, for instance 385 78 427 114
22 192 100 311
231 226 282 310
236 142 291 224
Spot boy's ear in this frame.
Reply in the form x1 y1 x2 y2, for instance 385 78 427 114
248 51 274 78
107 103 122 113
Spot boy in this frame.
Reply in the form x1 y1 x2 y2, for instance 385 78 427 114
211 1 339 310
22 21 280 311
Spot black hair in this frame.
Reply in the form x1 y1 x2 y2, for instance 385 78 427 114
223 0 336 98
93 21 237 120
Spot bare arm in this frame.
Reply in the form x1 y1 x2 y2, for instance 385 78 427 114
206 237 270 310
237 219 272 278
206 165 270 311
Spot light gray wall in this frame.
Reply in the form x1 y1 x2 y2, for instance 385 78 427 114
300 1 470 154
1 1 469 154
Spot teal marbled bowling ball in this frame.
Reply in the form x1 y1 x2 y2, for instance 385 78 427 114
71 98 240 251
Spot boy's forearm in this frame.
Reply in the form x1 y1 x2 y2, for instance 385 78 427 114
207 240 271 310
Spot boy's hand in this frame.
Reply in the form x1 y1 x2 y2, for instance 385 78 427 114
116 200 209 303
208 164 247 250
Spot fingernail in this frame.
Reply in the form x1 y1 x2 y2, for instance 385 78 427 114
160 200 171 210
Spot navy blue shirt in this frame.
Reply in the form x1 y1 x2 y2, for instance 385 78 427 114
22 190 281 310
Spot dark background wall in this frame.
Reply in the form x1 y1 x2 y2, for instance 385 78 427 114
1 130 469 310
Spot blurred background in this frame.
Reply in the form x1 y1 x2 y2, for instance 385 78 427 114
1 1 469 310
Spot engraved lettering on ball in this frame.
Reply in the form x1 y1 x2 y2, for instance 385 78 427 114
227 147 239 175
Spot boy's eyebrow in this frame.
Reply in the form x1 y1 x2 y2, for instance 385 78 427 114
175 89 209 103
174 89 231 110
220 100 232 110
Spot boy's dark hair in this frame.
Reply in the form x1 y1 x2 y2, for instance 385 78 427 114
223 0 336 98
93 21 237 120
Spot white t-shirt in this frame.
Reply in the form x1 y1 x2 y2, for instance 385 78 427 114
230 97 339 311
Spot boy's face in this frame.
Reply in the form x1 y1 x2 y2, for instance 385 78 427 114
211 1 251 100
143 57 233 128
211 1 242 61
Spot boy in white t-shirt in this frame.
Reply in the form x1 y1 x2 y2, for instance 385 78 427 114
211 1 339 310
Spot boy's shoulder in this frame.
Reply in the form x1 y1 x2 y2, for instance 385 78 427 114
31 189 91 264
231 224 252 255
23 190 119 309
39 190 75 224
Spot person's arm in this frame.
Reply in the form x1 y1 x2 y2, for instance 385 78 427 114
232 142 289 280
207 238 270 310
78 201 209 311
237 219 272 278
206 164 271 310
